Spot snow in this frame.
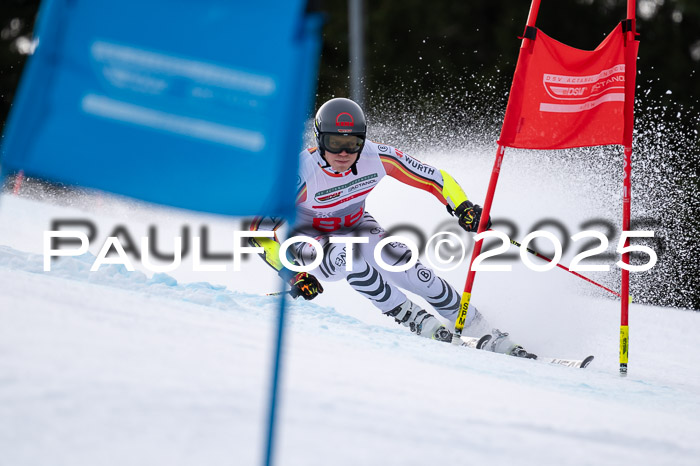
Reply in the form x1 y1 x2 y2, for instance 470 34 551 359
1 150 699 466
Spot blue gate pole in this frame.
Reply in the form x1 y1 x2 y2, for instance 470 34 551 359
263 288 288 466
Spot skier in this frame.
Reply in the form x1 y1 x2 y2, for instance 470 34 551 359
250 97 535 358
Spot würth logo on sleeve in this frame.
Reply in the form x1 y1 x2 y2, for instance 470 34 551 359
540 64 625 113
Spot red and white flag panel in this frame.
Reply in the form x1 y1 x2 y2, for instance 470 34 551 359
499 22 639 150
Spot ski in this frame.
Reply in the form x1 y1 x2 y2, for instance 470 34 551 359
540 355 595 369
459 335 491 349
459 336 594 369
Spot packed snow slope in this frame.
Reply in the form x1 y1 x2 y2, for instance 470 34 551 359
1 150 699 466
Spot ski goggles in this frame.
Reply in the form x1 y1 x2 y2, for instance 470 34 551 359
320 134 365 154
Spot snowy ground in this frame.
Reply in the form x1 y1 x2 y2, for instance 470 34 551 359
1 149 699 466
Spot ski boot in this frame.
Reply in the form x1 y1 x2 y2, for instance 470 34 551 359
386 299 450 341
477 329 537 359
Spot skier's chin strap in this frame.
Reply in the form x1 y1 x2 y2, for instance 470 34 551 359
318 148 332 169
349 145 364 175
352 142 366 175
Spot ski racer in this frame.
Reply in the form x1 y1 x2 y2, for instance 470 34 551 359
250 97 535 358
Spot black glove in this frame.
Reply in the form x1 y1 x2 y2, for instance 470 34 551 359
449 200 492 233
288 272 324 300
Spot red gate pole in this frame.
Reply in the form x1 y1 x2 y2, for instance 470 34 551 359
13 170 25 195
619 146 631 376
452 145 506 341
452 0 542 343
523 0 542 42
620 0 637 377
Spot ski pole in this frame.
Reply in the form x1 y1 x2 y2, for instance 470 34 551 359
506 235 624 299
266 291 291 297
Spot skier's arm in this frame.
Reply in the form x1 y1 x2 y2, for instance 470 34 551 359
248 216 323 299
379 148 490 232
248 171 310 276
248 216 288 275
379 150 468 210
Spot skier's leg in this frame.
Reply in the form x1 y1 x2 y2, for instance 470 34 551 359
294 236 449 340
399 258 534 355
294 237 404 311
356 214 535 356
355 213 467 321
392 263 526 351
